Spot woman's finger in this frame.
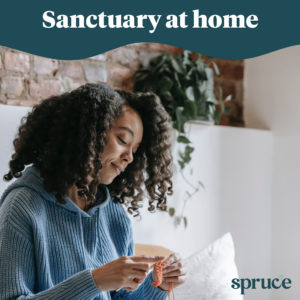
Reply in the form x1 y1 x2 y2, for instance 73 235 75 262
162 274 188 284
130 262 156 272
118 269 148 291
162 266 188 278
130 255 165 263
162 259 187 273
163 253 182 267
127 269 148 280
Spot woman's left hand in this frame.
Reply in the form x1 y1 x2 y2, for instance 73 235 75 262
151 253 188 290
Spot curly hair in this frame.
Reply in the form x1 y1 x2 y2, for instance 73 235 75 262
3 83 173 217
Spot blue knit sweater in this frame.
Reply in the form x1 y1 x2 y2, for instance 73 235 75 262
0 165 168 300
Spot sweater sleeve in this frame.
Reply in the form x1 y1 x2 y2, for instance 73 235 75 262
0 221 101 300
110 222 168 300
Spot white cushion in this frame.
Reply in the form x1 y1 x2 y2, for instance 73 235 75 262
174 232 243 300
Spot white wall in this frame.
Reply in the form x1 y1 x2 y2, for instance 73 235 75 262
244 45 300 300
129 123 273 300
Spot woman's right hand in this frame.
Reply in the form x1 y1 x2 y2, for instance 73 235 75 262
91 255 165 292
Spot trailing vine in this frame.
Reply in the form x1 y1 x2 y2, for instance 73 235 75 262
134 50 231 227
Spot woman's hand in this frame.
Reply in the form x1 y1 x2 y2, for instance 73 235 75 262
152 253 188 290
92 255 165 292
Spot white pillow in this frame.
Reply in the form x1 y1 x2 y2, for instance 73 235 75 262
174 232 243 300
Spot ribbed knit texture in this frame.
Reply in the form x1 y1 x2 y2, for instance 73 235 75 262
0 165 168 300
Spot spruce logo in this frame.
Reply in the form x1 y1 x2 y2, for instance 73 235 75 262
231 276 292 295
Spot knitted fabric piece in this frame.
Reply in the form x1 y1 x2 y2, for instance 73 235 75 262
152 262 175 300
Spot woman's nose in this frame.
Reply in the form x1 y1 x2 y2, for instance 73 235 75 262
123 149 134 163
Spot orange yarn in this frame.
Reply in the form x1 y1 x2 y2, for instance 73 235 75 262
152 261 175 300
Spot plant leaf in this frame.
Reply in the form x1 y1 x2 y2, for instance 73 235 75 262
220 101 225 114
225 95 232 102
224 106 232 114
162 91 173 101
213 110 221 124
176 216 181 225
184 100 197 119
177 135 191 144
211 60 220 76
174 85 186 99
179 152 185 160
176 106 186 133
152 55 167 73
186 86 201 102
198 181 205 189
207 95 218 105
159 76 173 93
193 86 201 102
186 86 194 101
169 207 175 217
185 145 194 156
183 216 188 228
171 58 184 74
172 121 179 131
178 160 185 169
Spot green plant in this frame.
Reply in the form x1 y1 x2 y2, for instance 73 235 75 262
134 50 231 227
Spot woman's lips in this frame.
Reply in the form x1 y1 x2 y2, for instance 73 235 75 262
111 163 121 175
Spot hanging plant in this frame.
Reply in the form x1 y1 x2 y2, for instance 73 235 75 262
134 50 232 227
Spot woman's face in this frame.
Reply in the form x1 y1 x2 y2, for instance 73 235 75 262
98 106 143 185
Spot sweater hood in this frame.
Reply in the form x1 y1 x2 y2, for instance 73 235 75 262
0 164 111 218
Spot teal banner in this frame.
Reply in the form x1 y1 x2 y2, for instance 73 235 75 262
0 0 298 59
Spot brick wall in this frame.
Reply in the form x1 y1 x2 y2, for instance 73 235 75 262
0 43 244 126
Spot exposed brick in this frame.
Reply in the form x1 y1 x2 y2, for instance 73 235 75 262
108 66 133 91
33 56 58 75
30 80 60 99
60 61 84 80
217 61 244 80
4 52 30 73
214 79 237 99
130 43 149 49
191 52 199 61
148 43 183 56
163 45 184 56
90 53 108 61
7 99 38 107
59 76 75 94
139 51 161 68
84 63 107 82
1 76 24 96
148 43 169 52
215 58 244 65
109 47 140 70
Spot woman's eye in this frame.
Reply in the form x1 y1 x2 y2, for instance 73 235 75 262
118 137 127 145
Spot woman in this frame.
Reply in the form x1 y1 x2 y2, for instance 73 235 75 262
0 83 188 300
